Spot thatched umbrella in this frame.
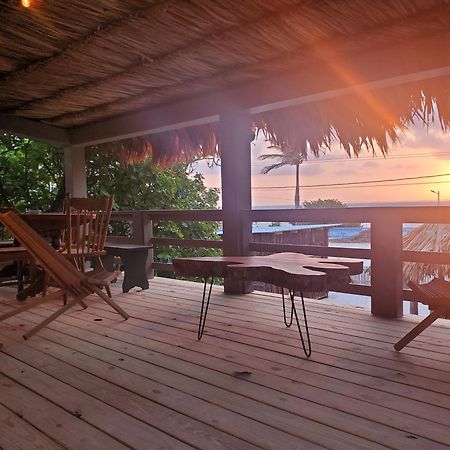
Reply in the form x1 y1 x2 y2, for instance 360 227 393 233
403 223 450 284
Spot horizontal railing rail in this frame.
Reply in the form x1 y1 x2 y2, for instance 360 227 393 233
109 206 450 317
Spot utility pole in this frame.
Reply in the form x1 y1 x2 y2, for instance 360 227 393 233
430 189 440 205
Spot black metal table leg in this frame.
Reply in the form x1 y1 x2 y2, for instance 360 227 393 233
198 276 214 340
281 289 294 327
283 290 312 358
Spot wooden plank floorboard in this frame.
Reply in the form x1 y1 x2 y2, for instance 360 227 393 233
144 279 450 350
0 333 192 449
0 329 262 450
108 285 450 366
47 302 450 421
0 402 64 450
151 276 450 340
6 305 450 449
0 370 127 450
57 302 450 418
1 278 450 449
86 290 450 389
19 290 450 410
12 295 450 412
0 315 372 450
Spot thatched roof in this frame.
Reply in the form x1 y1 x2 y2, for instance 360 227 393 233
403 224 450 283
0 0 449 164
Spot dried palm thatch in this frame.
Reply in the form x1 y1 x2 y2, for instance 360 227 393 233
1 1 449 165
403 223 450 284
102 75 449 166
95 123 219 166
1 0 449 126
254 75 450 159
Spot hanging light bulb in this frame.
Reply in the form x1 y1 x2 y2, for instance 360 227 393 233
21 0 31 7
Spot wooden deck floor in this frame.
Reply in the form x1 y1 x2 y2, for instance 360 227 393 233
1 277 450 449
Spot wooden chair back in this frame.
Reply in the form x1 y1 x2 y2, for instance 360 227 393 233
62 195 113 271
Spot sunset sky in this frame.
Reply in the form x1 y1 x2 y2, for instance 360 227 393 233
195 120 450 208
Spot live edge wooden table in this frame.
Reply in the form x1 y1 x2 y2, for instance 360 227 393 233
173 252 363 357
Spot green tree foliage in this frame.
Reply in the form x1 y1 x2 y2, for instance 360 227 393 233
0 134 64 212
85 150 221 267
0 135 221 266
302 198 346 208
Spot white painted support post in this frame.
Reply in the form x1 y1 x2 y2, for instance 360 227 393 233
219 110 253 294
371 218 403 318
64 146 87 197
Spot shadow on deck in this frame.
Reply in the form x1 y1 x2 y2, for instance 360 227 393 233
0 277 450 449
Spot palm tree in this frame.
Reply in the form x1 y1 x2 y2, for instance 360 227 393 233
259 147 305 208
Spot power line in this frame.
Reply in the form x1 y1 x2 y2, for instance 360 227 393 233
300 180 450 190
251 173 450 190
252 151 450 167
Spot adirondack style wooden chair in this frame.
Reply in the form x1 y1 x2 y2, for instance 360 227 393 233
0 210 129 340
394 277 450 351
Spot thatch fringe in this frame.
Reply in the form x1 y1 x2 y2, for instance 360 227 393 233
254 75 450 159
403 224 450 284
99 75 449 166
94 123 219 167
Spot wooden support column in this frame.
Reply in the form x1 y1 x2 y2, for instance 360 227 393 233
132 210 154 279
64 146 87 197
371 218 403 318
220 110 253 294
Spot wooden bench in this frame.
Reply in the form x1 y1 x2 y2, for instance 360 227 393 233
102 243 152 293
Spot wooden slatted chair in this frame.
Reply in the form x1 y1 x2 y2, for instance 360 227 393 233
394 277 450 351
60 195 116 296
0 210 128 340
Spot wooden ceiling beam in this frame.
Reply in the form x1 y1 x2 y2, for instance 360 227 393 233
69 30 450 146
0 114 70 145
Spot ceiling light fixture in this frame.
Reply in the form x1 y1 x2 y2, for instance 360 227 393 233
21 0 31 7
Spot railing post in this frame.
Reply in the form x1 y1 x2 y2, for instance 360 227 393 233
371 218 403 318
132 210 154 279
220 110 253 294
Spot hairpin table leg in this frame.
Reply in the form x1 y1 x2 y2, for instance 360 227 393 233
287 290 312 358
281 289 294 327
198 276 214 340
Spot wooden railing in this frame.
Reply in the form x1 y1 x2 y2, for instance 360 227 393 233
110 206 450 318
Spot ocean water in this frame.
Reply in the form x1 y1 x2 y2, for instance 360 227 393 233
328 225 419 241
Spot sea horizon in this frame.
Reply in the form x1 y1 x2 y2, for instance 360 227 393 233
253 199 449 209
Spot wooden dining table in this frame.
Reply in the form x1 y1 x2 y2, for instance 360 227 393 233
8 213 67 300
20 212 67 247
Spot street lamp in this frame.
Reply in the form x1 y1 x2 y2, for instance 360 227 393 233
431 189 440 205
